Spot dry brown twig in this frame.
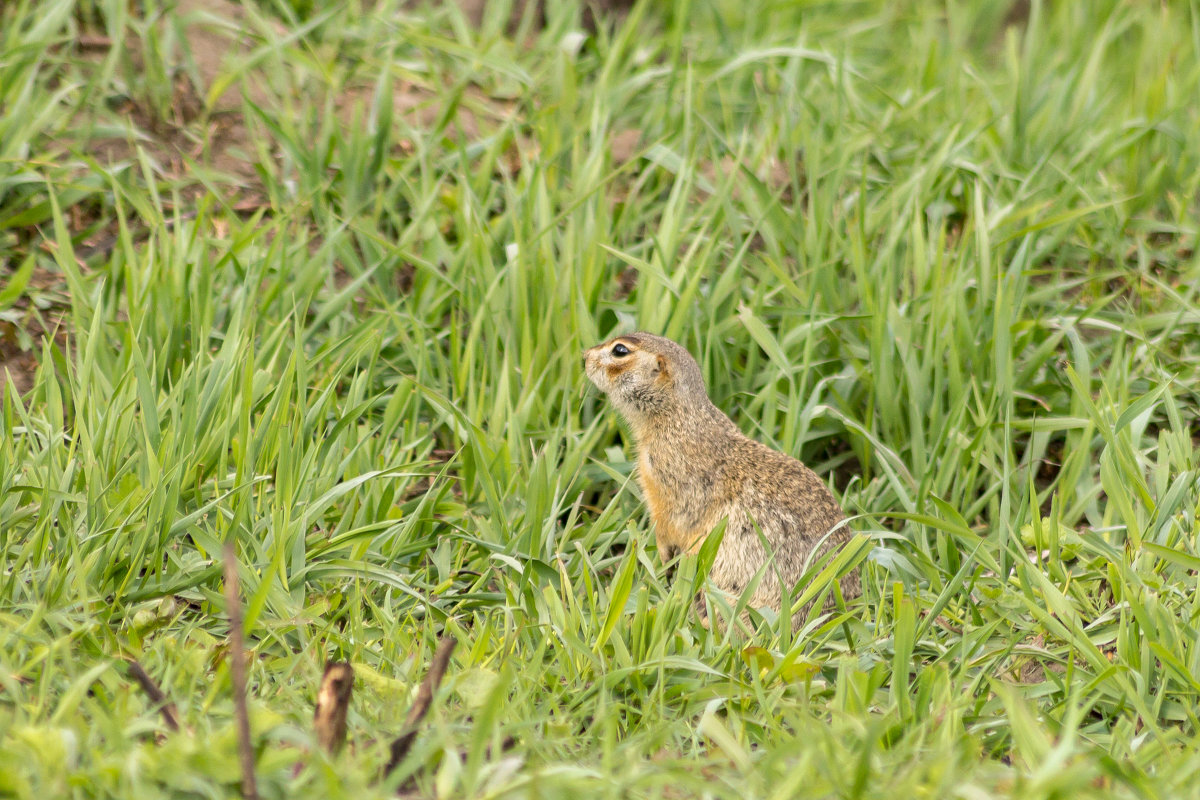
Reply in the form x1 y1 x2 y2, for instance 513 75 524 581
126 659 182 733
314 662 355 756
119 553 467 795
224 541 258 800
384 637 458 780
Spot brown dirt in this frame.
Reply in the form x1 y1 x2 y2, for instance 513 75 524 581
78 0 280 190
609 128 642 164
7 0 609 400
5 0 277 401
1002 0 1033 30
0 266 71 402
700 154 796 199
0 337 40 398
452 0 635 31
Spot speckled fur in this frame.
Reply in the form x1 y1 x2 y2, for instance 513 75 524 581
584 332 860 618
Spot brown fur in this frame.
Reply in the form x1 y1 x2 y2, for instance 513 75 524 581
584 332 861 621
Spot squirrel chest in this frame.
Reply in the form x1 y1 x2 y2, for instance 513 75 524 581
637 449 726 556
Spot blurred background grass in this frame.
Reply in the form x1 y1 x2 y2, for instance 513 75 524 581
2 0 1200 797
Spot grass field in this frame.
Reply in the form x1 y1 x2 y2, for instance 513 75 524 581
3 0 1200 797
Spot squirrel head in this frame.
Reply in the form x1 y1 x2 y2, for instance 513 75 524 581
584 332 708 419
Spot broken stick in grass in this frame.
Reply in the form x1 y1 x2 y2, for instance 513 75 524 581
314 662 354 756
384 636 458 779
127 659 182 733
224 541 259 800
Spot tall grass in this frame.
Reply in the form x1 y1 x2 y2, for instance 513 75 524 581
2 0 1200 797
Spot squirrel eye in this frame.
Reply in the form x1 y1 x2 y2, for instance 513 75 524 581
611 343 630 357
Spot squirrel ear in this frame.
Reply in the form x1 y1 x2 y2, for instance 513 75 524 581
655 354 668 376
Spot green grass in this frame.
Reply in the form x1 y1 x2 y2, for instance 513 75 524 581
3 0 1200 796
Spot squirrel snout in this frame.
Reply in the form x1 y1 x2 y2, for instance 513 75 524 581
582 348 600 382
583 344 606 370
583 346 615 393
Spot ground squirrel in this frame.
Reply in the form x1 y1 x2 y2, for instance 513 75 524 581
584 332 861 620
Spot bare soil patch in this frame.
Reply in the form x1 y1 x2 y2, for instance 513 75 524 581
0 266 71 401
6 0 617 399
